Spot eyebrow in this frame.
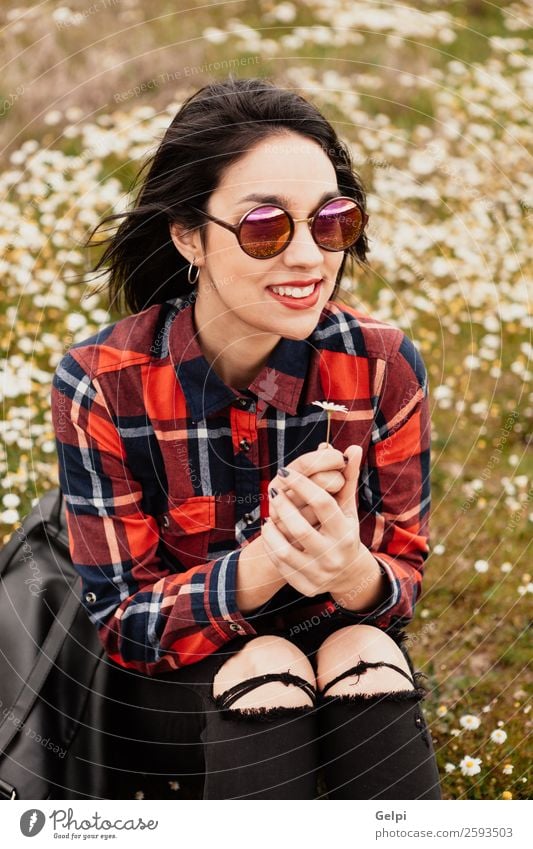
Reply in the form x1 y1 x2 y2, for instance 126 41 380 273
235 190 340 208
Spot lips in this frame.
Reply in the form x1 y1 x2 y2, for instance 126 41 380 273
266 279 322 309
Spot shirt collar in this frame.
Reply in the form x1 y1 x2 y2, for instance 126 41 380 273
168 295 311 419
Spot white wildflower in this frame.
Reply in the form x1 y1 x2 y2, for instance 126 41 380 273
312 401 349 444
460 714 481 730
460 755 482 776
312 401 349 413
1 509 19 524
490 729 507 744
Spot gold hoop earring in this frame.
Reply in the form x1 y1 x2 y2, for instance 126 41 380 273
187 258 200 285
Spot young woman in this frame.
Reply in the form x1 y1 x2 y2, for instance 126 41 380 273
51 75 441 800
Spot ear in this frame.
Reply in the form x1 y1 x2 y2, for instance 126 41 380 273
169 220 204 266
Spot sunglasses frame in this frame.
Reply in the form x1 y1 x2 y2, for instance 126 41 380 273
189 195 369 259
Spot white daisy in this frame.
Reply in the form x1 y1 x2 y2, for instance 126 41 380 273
474 559 489 573
312 401 349 413
490 729 507 744
445 762 455 773
502 764 513 775
459 755 482 776
312 401 349 444
460 714 481 730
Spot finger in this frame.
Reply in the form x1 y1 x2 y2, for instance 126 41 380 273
308 468 345 494
262 522 318 596
269 488 326 554
335 444 363 518
261 515 309 570
286 446 347 479
268 489 320 528
273 467 346 538
268 501 306 551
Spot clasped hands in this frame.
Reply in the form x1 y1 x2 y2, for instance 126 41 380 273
261 442 364 598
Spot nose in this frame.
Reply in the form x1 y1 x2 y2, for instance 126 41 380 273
282 218 323 267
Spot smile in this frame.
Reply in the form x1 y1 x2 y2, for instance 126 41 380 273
270 283 315 298
266 280 322 309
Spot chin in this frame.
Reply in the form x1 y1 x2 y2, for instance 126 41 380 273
273 310 320 341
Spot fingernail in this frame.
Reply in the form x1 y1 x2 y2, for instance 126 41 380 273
278 467 290 477
269 487 278 498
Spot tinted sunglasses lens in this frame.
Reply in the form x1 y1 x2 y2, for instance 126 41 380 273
239 206 291 258
313 198 365 250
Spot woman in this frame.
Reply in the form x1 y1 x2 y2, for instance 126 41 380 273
51 75 441 799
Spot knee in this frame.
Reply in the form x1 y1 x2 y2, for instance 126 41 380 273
213 635 316 711
316 625 414 697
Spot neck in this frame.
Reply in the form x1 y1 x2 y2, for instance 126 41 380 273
192 296 280 389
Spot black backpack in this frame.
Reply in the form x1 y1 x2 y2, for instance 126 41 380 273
0 488 205 800
0 488 107 799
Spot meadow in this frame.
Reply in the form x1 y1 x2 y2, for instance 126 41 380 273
0 0 531 799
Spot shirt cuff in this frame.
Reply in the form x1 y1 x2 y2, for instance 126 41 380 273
204 549 259 639
331 556 400 623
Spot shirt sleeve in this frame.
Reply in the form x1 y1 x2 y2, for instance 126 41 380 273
51 351 258 677
333 333 431 629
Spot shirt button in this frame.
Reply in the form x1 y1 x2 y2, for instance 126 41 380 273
239 438 250 452
236 397 249 407
243 513 254 525
229 623 244 633
161 515 170 529
85 592 96 604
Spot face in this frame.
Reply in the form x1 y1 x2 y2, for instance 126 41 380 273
170 132 345 343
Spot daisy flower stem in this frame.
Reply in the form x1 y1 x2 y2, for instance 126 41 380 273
326 412 331 445
312 401 348 448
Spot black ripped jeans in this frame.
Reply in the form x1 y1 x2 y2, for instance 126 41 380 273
92 615 442 800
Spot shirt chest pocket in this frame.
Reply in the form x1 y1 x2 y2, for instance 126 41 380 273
156 496 215 572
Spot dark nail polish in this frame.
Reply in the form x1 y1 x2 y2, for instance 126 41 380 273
278 467 290 477
269 487 278 498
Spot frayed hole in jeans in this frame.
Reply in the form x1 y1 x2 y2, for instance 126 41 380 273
319 686 428 706
218 704 315 723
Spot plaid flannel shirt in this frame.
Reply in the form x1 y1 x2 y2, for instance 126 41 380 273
51 295 431 676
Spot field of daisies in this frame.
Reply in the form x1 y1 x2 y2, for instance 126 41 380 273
1 0 531 799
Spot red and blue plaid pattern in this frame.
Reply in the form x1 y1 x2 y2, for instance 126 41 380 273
51 295 431 676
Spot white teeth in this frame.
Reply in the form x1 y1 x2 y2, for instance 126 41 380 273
270 283 316 298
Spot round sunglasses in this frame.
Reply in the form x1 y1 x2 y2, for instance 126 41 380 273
189 195 368 259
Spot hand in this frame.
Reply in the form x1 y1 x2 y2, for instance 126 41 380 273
261 445 363 597
271 443 347 549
